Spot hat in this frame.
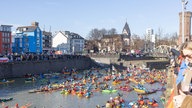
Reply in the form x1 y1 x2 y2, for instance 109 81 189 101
110 97 113 100
96 105 100 108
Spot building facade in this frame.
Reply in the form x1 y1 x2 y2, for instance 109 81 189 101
98 22 131 53
42 31 52 53
178 11 192 45
52 31 84 54
145 28 154 42
145 28 156 52
12 22 42 54
0 25 12 55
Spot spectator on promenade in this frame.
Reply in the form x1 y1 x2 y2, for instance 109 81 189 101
174 41 192 108
176 42 190 86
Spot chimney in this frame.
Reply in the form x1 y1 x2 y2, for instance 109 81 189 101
31 22 39 27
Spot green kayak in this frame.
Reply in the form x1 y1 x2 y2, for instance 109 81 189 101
102 90 117 93
0 98 13 103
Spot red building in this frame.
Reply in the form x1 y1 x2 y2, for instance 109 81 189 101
178 11 192 45
0 25 12 55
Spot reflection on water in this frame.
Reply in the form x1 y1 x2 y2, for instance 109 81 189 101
0 77 164 108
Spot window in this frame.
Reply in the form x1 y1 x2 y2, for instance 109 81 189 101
7 38 9 43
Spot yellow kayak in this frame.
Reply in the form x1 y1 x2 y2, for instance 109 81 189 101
112 81 121 85
0 80 15 84
133 88 145 93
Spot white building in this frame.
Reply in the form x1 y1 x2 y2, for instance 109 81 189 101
52 31 85 54
145 28 156 52
146 28 154 41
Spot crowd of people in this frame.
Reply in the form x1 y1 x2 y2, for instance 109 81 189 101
0 54 87 62
169 41 192 108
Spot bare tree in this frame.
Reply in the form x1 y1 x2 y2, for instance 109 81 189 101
87 28 102 40
87 28 117 40
131 34 145 50
100 28 107 36
108 28 117 35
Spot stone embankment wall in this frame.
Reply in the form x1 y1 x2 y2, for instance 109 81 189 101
0 56 98 79
92 55 169 70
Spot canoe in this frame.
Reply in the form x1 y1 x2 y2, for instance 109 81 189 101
0 97 13 103
77 93 84 97
72 72 77 75
138 90 156 95
112 81 121 85
25 78 35 83
119 87 132 92
133 88 145 93
92 88 100 92
28 89 42 93
60 90 65 94
71 91 78 95
63 72 70 75
60 90 70 95
102 89 117 93
0 80 15 84
141 105 149 108
129 78 139 84
20 103 32 108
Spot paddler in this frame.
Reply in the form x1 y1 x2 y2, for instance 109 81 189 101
83 79 86 84
138 94 143 100
104 83 109 89
15 103 19 108
105 101 112 108
96 105 100 108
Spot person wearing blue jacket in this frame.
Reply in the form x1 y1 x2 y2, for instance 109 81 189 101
176 60 188 85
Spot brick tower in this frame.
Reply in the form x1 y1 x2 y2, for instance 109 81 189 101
178 11 192 45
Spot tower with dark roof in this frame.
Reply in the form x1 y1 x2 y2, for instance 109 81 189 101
122 22 131 38
122 22 131 50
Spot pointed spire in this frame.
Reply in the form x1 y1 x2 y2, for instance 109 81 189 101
122 21 131 36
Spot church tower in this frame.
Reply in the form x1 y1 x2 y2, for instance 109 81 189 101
122 22 131 37
122 22 131 50
178 11 192 45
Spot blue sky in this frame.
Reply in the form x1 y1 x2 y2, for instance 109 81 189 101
1 0 192 38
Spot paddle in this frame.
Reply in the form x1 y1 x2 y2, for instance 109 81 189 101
117 92 123 97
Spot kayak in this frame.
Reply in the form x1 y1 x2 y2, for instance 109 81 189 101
138 90 156 95
133 88 146 93
119 87 132 92
60 90 70 95
0 80 15 84
63 72 70 75
25 78 35 83
112 81 121 85
0 97 13 103
102 89 117 93
77 93 84 97
20 103 32 108
28 89 42 93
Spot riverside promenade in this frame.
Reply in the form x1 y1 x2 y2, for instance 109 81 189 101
0 55 98 79
0 54 170 79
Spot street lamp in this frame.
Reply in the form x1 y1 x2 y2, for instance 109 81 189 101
181 0 188 43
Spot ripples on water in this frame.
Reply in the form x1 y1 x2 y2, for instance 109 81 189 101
0 76 164 108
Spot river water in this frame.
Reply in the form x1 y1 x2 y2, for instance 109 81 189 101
0 73 164 108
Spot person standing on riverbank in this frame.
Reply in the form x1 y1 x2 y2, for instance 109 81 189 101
174 41 192 108
177 42 192 92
